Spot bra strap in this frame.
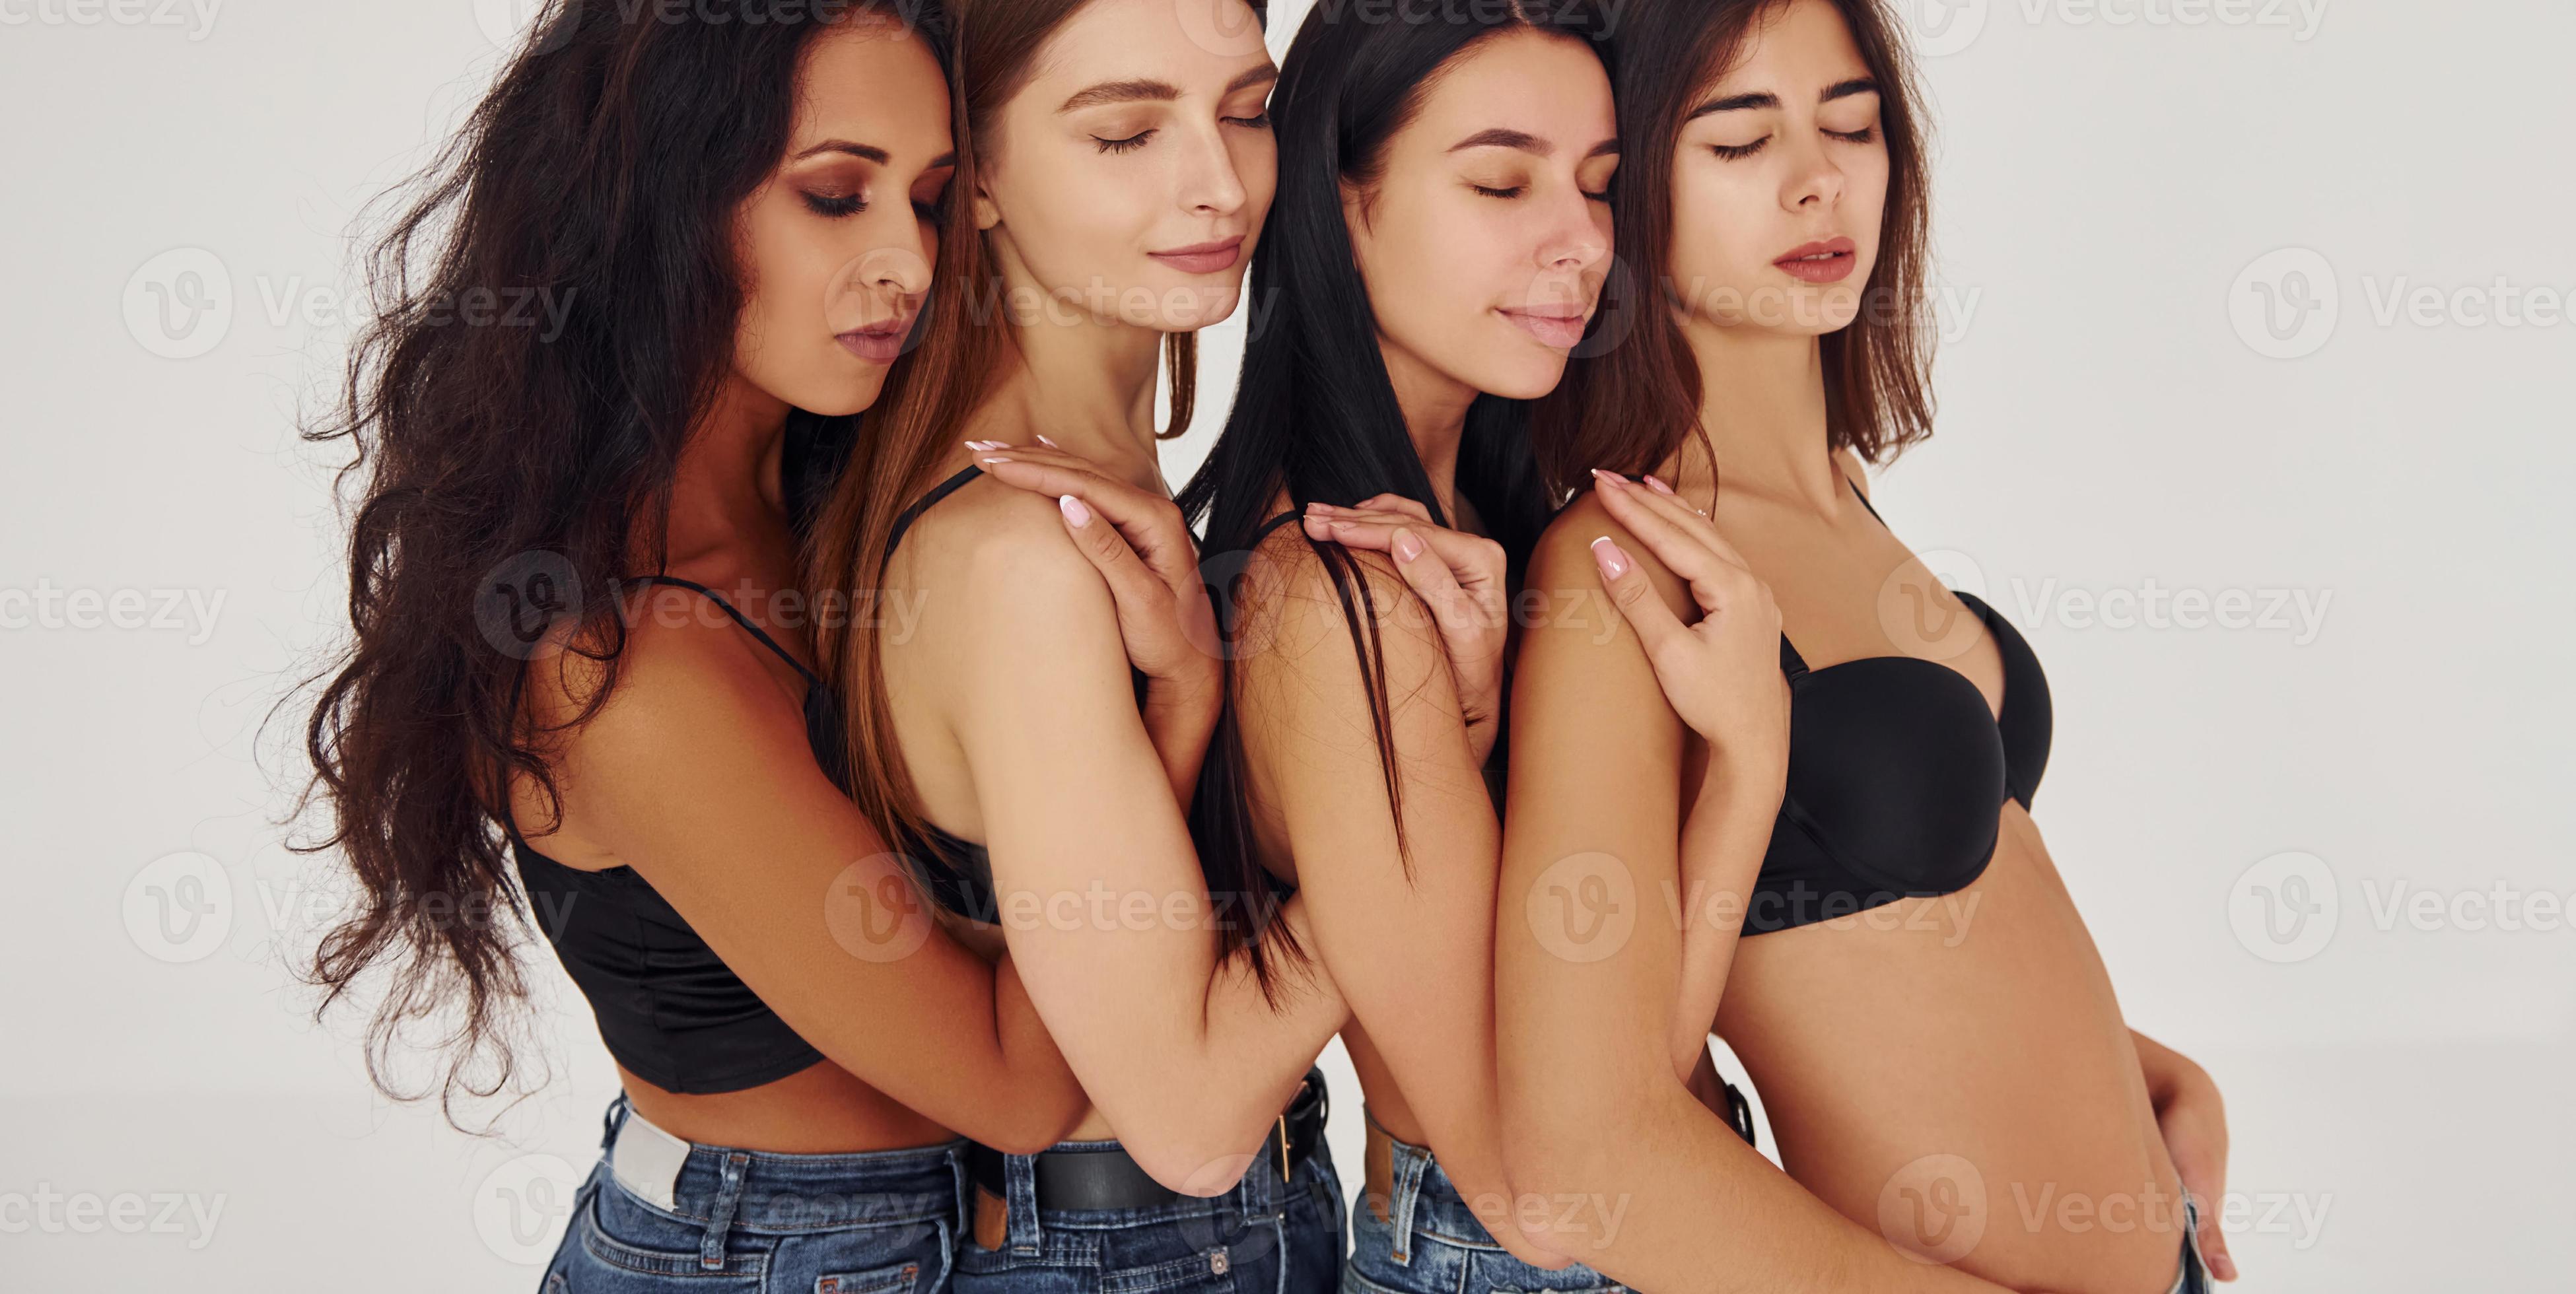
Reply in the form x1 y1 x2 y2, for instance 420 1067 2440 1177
633 574 821 686
1846 472 1889 529
886 464 988 558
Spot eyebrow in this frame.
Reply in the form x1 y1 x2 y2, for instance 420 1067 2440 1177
1447 129 1622 159
791 141 957 170
1059 65 1278 114
1687 77 1881 120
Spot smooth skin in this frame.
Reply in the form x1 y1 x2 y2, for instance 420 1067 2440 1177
878 0 1352 1197
1212 30 1623 1272
1498 1 2229 1290
506 17 1093 1157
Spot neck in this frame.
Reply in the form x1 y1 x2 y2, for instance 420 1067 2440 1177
1379 335 1476 523
970 244 1172 494
1671 317 1845 514
664 372 794 570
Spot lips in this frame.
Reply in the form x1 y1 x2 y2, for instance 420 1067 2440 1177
1774 236 1859 284
836 314 915 364
1149 236 1245 275
1499 306 1591 350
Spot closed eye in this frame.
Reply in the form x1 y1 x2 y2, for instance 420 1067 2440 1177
1224 111 1272 129
1473 184 1527 199
803 191 866 218
1094 129 1156 154
1827 124 1879 145
1712 137 1771 160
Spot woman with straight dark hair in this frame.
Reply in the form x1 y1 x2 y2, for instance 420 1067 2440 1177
1498 1 2234 1291
293 3 1253 1288
803 0 1353 1289
1161 2 1731 1289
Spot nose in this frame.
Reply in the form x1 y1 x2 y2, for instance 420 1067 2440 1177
1780 130 1847 214
868 213 936 298
1536 186 1611 278
1173 119 1250 220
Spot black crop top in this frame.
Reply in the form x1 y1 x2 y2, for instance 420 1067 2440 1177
507 574 841 1093
882 465 1296 922
1743 479 2054 935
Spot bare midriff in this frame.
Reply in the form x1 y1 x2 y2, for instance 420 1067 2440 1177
1713 794 2188 1294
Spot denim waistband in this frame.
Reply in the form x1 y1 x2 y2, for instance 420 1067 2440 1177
1362 1109 1549 1262
598 1090 969 1235
975 1126 1306 1262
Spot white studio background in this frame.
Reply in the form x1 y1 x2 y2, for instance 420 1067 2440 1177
3 0 2568 1288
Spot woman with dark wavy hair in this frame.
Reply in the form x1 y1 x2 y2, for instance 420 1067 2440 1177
295 3 1226 1287
1497 1 2234 1291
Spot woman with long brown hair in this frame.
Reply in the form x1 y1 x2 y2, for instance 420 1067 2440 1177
296 3 1261 1288
802 0 1353 1289
1496 1 2234 1291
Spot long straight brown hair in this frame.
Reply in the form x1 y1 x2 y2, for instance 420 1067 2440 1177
806 0 1263 929
1533 0 1936 492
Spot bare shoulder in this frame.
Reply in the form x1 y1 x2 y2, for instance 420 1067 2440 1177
1233 521 1449 700
1529 490 1692 623
510 582 821 848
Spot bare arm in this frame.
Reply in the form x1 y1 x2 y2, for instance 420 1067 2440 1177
1494 495 2011 1293
534 614 1086 1155
1230 537 1562 1268
938 494 1348 1194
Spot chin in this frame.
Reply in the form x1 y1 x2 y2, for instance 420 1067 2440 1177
1477 355 1573 402
790 377 889 420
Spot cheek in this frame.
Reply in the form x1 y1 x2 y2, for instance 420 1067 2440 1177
1669 169 1768 288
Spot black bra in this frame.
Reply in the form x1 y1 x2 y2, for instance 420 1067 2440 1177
507 574 839 1094
882 467 1295 922
1745 479 2053 934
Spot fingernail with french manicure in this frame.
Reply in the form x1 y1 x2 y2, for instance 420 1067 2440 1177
1590 536 1630 580
1037 434 1060 448
1590 469 1627 490
1393 529 1424 563
1645 475 1676 496
1059 494 1091 528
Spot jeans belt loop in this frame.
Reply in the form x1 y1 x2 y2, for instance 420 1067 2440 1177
698 1150 749 1271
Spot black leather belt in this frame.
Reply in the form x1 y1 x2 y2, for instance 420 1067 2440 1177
969 1066 1329 1209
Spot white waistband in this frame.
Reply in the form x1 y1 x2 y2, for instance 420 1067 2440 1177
608 1105 694 1212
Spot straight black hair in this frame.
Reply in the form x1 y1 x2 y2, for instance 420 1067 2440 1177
1176 0 1615 990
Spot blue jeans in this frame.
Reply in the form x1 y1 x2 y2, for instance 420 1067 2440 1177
2167 1196 2211 1294
540 1091 970 1293
1342 1117 1624 1294
954 1129 1345 1293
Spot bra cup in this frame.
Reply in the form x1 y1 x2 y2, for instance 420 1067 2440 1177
1780 658 2009 895
1979 607 2053 807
